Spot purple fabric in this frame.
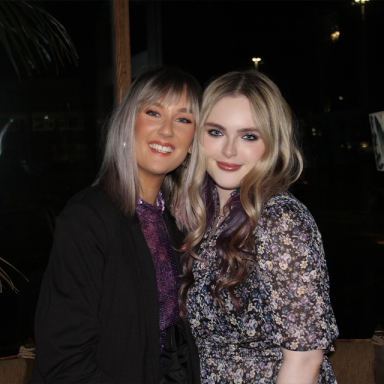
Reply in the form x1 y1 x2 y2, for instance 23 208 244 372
136 192 180 355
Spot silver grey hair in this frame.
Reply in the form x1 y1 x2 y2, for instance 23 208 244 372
95 67 202 230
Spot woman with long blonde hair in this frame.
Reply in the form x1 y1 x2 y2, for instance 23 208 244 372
180 70 338 384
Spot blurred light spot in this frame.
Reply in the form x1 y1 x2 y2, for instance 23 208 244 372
361 142 368 148
331 31 340 42
44 115 49 120
339 96 344 100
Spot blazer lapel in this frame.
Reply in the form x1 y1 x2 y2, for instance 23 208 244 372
122 213 159 378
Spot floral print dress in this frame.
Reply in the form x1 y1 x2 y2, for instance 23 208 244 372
187 192 339 384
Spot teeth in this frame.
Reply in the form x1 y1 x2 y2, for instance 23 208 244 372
149 143 174 153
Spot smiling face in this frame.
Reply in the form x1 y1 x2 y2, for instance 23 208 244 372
134 91 195 188
203 96 266 205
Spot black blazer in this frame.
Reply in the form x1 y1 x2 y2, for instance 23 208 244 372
30 186 200 384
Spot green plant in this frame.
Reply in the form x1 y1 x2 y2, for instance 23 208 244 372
0 1 77 293
0 0 78 79
0 257 27 293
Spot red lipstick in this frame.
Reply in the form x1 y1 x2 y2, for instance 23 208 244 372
216 161 242 171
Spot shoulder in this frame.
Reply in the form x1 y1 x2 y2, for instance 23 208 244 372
260 192 316 229
56 185 130 238
67 185 116 211
255 193 327 278
62 185 128 223
257 191 322 248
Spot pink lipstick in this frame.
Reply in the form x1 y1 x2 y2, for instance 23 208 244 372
216 161 242 171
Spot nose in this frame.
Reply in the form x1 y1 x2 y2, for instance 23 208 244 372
222 138 237 158
158 117 174 138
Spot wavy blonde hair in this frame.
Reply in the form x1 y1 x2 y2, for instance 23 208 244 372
180 70 303 312
96 67 202 231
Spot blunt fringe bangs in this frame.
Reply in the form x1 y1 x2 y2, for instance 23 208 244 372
95 67 202 229
180 70 303 314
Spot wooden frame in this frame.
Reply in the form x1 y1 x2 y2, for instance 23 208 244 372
113 0 131 105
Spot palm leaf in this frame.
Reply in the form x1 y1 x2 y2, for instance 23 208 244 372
0 257 28 294
0 0 78 79
0 4 39 76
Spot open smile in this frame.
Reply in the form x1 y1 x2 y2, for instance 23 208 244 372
148 141 175 155
216 161 242 171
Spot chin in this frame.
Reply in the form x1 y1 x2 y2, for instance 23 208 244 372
215 181 241 191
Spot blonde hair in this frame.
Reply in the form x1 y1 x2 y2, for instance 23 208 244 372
96 67 202 231
180 70 303 311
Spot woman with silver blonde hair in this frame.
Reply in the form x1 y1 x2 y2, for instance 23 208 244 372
180 70 338 384
31 67 201 384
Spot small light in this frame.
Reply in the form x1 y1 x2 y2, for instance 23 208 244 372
312 127 316 132
312 132 316 136
339 96 343 100
10 118 14 123
361 142 368 148
44 115 49 120
252 57 261 62
331 31 340 42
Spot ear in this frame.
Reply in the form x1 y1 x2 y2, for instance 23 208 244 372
188 145 192 154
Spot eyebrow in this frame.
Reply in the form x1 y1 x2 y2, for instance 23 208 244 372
152 101 193 114
205 122 259 133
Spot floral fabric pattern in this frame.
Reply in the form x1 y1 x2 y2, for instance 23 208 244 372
187 192 338 384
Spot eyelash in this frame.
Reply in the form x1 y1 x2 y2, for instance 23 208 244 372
207 129 259 141
146 109 160 117
208 129 222 136
145 110 192 124
242 134 258 141
177 117 192 124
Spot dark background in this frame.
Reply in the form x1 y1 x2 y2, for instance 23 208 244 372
0 0 383 356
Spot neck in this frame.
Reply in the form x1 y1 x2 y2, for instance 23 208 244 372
215 185 234 215
139 172 165 205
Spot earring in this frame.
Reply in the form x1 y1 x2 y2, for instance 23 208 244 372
181 156 189 168
123 142 126 148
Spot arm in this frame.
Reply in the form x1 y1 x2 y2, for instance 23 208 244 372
33 201 113 383
256 196 338 380
276 348 323 384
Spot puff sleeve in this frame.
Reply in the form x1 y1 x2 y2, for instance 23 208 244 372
255 195 338 352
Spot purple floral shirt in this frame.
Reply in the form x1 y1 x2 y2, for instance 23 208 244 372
187 192 339 383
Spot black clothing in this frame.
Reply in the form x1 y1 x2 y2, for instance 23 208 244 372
30 186 200 384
